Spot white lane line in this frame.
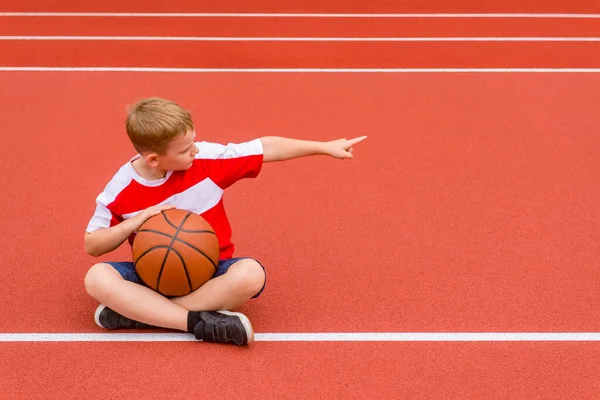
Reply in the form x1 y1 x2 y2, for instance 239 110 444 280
1 36 600 41
1 13 600 18
2 332 600 342
1 67 600 73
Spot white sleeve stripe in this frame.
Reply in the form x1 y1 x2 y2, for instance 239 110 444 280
100 171 134 205
86 167 133 233
86 202 113 232
194 139 263 160
122 178 223 221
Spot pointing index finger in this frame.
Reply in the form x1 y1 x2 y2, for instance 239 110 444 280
349 135 368 145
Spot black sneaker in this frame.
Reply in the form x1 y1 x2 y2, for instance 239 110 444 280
94 304 154 330
193 311 254 346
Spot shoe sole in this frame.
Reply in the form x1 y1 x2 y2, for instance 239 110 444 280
94 304 107 328
219 310 254 345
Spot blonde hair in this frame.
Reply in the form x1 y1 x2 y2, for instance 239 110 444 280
126 97 194 155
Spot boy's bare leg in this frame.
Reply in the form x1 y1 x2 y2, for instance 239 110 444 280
171 259 266 311
84 259 265 330
84 263 188 331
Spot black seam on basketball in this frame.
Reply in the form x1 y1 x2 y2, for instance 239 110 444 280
133 245 172 290
178 228 217 235
140 228 216 235
161 210 187 230
135 229 218 270
133 245 171 268
156 213 192 291
160 246 193 294
159 210 217 235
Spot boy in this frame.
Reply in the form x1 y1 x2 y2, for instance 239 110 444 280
84 97 366 346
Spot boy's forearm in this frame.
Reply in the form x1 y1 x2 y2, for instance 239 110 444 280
84 221 135 257
260 136 326 162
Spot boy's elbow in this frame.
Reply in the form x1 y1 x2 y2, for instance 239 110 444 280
86 247 101 257
84 232 102 257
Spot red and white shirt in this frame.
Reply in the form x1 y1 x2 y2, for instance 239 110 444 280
86 139 264 259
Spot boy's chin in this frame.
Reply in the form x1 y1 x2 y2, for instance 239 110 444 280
175 161 194 171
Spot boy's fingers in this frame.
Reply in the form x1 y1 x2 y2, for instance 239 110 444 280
146 204 175 214
348 135 367 145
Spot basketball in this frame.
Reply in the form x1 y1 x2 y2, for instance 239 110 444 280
132 208 220 297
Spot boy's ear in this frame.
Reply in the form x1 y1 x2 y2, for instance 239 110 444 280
145 152 160 167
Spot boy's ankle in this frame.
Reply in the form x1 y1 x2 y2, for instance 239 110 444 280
187 311 201 333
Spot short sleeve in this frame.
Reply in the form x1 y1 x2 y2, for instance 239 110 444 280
85 180 128 233
86 197 113 233
195 139 264 189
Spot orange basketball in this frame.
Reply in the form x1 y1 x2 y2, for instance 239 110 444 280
132 208 220 297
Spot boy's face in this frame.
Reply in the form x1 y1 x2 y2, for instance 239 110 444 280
147 129 198 171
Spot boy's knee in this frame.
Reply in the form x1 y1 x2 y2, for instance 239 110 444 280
84 263 119 297
228 259 266 295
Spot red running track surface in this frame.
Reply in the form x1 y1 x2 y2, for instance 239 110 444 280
1 41 600 68
1 0 600 13
0 72 598 334
1 3 600 399
1 14 599 68
3 342 600 399
1 16 599 37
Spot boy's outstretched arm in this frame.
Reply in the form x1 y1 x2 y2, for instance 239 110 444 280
260 136 367 163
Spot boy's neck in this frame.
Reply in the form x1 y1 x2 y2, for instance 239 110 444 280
131 158 168 181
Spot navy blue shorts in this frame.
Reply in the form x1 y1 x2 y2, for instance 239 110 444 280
106 257 266 298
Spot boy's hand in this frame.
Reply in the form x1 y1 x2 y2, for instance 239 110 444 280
124 204 176 232
324 136 367 159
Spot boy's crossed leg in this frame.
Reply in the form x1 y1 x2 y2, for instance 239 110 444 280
84 258 266 346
